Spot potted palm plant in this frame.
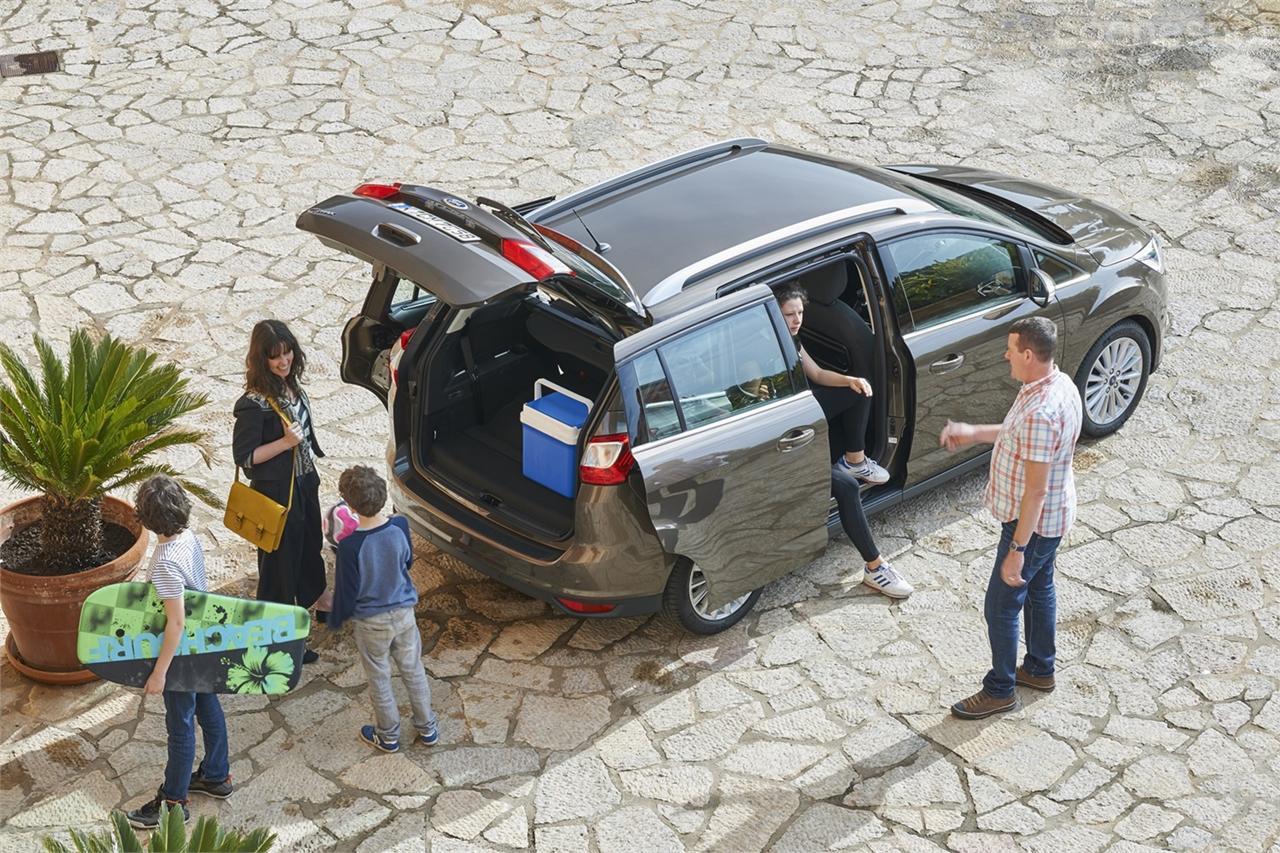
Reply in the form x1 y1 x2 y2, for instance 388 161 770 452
0 329 216 684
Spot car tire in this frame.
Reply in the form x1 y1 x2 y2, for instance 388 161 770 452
1074 320 1152 438
662 559 760 635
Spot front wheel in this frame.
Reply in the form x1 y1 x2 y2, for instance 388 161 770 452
1074 320 1152 437
662 559 760 634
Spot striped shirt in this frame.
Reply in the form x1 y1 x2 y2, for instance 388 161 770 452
286 393 316 478
984 368 1083 538
147 528 208 600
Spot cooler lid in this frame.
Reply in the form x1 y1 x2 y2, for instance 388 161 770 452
526 392 589 429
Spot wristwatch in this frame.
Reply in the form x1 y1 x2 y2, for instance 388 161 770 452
1011 539 1028 553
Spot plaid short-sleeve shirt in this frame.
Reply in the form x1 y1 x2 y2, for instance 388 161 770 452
983 368 1083 538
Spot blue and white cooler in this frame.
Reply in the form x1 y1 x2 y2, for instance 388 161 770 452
520 379 593 499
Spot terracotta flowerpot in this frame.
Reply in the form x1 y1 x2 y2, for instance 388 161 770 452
0 495 147 684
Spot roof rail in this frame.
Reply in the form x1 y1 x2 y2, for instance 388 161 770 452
642 198 934 306
530 137 770 221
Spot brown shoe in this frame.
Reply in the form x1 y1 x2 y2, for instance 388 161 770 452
951 689 1020 719
1015 666 1055 692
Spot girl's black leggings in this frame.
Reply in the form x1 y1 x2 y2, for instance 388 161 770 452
811 384 870 456
832 474 879 564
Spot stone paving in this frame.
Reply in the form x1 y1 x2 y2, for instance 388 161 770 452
3 0 1280 850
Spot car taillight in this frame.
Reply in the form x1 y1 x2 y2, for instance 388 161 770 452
579 433 634 485
390 328 415 387
501 239 571 280
556 597 616 614
354 182 402 199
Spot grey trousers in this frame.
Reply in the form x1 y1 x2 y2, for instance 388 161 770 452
352 607 437 742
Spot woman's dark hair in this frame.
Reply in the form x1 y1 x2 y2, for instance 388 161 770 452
135 475 191 537
774 282 808 306
245 319 305 399
339 465 387 517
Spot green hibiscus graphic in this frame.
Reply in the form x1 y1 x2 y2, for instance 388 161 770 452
225 646 296 694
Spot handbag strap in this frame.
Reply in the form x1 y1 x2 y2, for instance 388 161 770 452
235 396 298 512
266 397 298 512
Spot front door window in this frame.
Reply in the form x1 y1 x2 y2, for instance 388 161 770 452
886 232 1025 332
884 232 1063 487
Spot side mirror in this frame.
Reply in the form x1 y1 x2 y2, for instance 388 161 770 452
1029 268 1056 307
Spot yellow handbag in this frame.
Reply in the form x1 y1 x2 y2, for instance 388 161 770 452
223 399 296 553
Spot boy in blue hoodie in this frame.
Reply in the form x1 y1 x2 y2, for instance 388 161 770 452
329 465 438 752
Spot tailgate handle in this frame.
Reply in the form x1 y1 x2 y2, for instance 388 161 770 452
375 222 421 246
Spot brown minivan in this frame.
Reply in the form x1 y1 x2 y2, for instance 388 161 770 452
298 138 1168 633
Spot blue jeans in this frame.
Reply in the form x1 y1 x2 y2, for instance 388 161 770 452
983 520 1061 699
162 691 229 801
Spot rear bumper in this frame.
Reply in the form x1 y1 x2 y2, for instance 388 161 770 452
387 454 665 619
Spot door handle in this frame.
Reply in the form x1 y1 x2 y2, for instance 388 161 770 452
929 353 965 374
778 428 815 452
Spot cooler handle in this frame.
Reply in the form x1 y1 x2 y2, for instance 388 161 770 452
533 378 593 412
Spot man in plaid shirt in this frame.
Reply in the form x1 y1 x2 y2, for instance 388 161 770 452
940 316 1082 719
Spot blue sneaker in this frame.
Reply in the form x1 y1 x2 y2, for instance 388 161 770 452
834 456 890 485
358 725 399 753
418 719 439 746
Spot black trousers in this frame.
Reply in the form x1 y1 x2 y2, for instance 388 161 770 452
255 469 326 609
831 474 879 564
811 384 871 457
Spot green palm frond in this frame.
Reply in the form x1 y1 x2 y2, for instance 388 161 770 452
151 803 186 852
42 808 276 852
104 464 222 509
113 811 143 853
0 328 216 512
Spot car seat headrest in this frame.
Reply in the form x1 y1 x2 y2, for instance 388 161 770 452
803 263 847 307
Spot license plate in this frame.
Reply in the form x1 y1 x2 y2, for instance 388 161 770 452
387 202 479 243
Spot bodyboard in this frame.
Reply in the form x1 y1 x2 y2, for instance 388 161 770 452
78 582 310 695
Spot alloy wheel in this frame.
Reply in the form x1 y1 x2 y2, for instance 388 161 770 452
1084 337 1143 426
688 566 753 622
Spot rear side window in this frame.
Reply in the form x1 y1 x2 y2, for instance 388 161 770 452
632 351 681 441
629 305 795 442
886 232 1024 332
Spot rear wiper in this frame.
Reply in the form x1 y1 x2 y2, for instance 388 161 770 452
511 195 556 216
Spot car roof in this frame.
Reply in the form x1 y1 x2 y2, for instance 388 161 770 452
531 142 942 298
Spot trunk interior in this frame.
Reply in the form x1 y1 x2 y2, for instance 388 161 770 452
414 294 616 541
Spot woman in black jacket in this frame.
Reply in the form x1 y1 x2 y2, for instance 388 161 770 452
232 320 326 662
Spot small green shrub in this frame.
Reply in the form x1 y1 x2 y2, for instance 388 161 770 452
42 805 276 853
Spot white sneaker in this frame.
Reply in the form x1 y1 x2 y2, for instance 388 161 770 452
863 561 913 599
834 456 890 485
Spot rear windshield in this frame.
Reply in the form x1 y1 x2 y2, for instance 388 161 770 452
544 240 636 307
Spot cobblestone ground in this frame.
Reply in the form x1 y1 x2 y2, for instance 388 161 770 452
3 0 1280 850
